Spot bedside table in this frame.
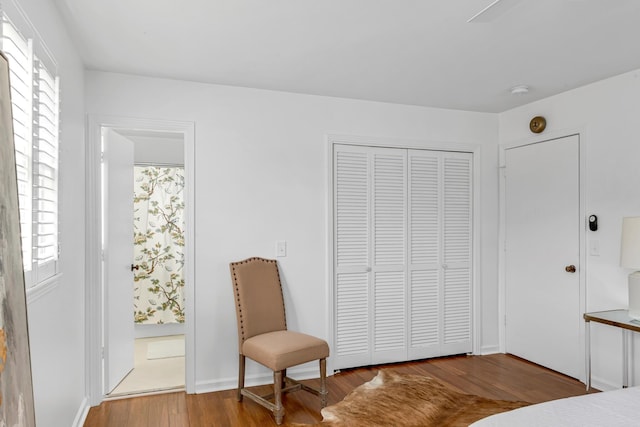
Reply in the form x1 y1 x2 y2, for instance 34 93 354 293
584 309 640 390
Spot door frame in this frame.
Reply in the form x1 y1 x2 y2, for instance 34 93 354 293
498 129 587 381
85 115 196 405
325 134 482 374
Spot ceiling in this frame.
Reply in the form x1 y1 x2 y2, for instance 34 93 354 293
53 0 640 113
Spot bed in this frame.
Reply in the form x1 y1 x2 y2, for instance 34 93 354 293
470 386 640 426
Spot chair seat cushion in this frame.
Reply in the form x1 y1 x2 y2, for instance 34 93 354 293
242 330 329 371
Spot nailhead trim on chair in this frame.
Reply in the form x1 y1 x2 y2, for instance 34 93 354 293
230 257 288 344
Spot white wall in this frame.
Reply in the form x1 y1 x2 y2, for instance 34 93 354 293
500 69 640 389
85 71 500 391
8 0 87 425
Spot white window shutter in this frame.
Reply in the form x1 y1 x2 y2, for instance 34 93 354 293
1 12 60 286
1 14 33 272
33 59 59 280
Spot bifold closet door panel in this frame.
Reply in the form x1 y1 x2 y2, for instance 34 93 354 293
371 149 407 365
334 146 371 369
333 145 408 367
407 151 442 359
407 150 472 358
441 154 472 355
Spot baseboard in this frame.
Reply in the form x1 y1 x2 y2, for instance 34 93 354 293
478 345 500 355
135 322 185 338
590 376 620 392
195 365 325 394
72 396 90 427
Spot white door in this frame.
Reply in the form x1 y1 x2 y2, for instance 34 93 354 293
333 144 473 370
440 154 473 354
407 150 473 360
103 129 135 393
505 134 581 379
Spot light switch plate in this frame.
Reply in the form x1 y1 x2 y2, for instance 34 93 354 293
276 240 287 257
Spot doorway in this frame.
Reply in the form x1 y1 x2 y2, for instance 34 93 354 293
106 129 186 396
502 134 585 380
86 116 195 405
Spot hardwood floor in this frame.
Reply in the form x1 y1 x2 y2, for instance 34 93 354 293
84 353 592 426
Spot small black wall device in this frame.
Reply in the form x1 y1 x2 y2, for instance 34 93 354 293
589 215 598 231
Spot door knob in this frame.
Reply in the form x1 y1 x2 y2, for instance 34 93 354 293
565 265 576 273
131 264 140 271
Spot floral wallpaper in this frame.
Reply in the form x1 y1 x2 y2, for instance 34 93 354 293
133 166 185 324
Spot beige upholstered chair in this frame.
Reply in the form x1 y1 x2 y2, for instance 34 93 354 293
229 257 329 425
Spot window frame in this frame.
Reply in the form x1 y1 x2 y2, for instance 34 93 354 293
0 4 60 291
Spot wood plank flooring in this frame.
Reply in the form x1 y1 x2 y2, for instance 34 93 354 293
84 353 593 427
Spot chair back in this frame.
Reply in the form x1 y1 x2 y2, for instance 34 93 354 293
230 257 287 350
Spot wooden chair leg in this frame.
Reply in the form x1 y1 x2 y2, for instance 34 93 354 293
274 370 284 425
319 358 328 407
237 354 245 402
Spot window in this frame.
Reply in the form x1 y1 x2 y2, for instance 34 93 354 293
0 11 60 287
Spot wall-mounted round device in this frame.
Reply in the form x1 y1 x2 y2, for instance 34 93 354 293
529 116 546 133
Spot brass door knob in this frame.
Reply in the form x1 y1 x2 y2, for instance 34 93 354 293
565 265 576 273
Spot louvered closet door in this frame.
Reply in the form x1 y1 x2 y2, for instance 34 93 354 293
333 145 408 368
441 153 472 355
334 145 472 370
407 150 442 359
407 150 472 359
334 145 372 369
371 148 407 365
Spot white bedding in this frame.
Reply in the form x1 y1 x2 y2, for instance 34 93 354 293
470 386 640 426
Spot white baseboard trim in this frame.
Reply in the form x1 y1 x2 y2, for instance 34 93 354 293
478 345 500 355
195 366 326 394
590 376 620 392
72 396 90 427
135 322 185 339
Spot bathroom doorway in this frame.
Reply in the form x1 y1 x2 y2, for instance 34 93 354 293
105 129 186 396
86 115 195 405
